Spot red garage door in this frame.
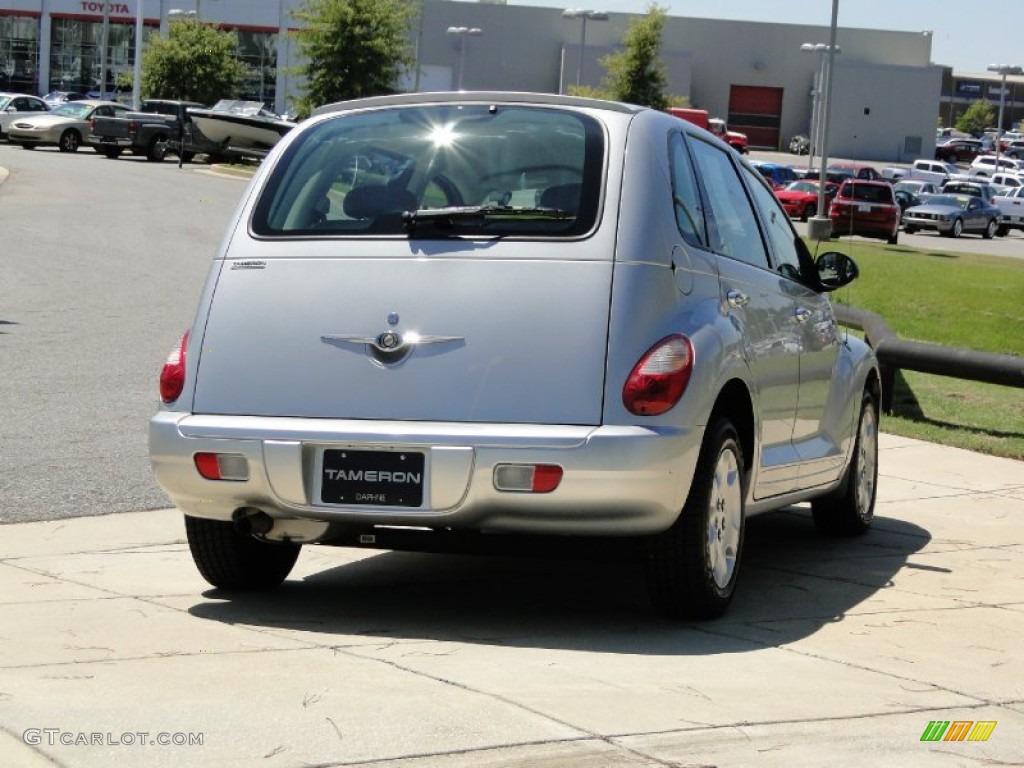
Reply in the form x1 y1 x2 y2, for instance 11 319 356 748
728 86 784 150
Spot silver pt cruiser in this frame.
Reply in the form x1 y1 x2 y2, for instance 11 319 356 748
149 92 880 618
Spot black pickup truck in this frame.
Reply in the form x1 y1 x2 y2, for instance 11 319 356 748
87 99 213 162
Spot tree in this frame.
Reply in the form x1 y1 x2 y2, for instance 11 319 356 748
290 0 417 119
956 100 995 136
598 4 670 110
140 18 245 105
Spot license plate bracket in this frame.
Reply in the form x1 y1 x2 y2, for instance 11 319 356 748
320 449 424 507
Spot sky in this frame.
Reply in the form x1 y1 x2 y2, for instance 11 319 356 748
507 0 1023 74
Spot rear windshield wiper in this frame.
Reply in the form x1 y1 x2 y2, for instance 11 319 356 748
402 205 575 237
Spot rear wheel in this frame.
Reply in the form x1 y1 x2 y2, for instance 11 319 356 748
184 515 300 591
58 129 80 153
983 219 997 239
801 203 816 222
886 229 898 245
99 146 122 159
904 225 917 234
146 134 168 162
645 417 746 618
812 390 878 536
19 142 34 150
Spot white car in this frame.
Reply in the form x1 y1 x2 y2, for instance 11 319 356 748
149 91 880 619
969 154 1024 177
0 92 49 140
994 186 1024 234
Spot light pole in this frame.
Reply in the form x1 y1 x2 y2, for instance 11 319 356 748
987 64 1022 168
562 9 609 91
446 26 482 90
807 0 841 242
800 42 839 173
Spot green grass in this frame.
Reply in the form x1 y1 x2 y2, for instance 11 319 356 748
814 239 1024 460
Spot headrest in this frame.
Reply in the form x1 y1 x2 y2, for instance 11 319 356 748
538 183 582 214
343 185 417 219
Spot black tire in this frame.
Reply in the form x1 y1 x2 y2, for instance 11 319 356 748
99 146 122 159
146 135 168 162
886 229 898 245
645 417 746 619
812 390 878 536
179 150 196 163
801 203 816 222
904 225 917 234
58 129 81 153
942 218 963 238
983 219 996 239
996 224 1009 237
184 515 300 591
19 142 34 150
948 152 959 163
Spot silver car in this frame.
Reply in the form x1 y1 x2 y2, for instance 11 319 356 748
150 92 880 618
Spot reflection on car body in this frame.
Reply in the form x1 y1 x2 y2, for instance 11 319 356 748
149 92 880 619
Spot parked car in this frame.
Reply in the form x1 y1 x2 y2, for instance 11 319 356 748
827 163 883 182
1003 140 1024 159
774 179 838 221
750 161 799 189
0 92 49 140
42 90 87 106
829 179 901 243
940 179 1000 204
968 154 1023 177
7 99 128 152
993 186 1024 235
905 159 958 187
985 172 1024 193
149 91 879 620
902 193 1001 238
893 179 938 197
934 137 984 164
894 188 925 219
87 98 211 161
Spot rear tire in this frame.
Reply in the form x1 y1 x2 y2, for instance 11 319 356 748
645 417 746 619
812 390 878 536
801 203 816 222
983 219 996 239
184 515 300 591
886 230 898 245
146 135 168 162
99 146 122 159
904 225 917 234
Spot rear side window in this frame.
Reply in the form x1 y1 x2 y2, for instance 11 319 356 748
668 132 707 248
251 104 604 238
844 183 892 203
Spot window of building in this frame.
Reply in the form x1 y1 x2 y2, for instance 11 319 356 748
0 14 40 94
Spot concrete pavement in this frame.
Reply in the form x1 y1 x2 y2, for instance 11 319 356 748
1 433 1022 767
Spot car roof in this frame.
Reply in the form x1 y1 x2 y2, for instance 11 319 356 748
313 90 644 117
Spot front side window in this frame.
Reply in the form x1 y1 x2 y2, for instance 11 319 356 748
252 103 604 239
742 167 805 281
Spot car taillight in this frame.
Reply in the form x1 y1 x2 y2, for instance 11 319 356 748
159 330 189 403
622 334 694 416
194 452 249 481
128 120 137 136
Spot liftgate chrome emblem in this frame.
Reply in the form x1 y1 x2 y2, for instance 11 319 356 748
321 313 463 366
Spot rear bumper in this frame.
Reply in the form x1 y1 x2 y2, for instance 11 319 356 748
87 136 133 148
149 412 701 538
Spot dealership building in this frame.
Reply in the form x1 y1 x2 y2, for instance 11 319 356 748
1 0 1021 161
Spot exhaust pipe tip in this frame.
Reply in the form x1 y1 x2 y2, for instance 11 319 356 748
233 509 274 536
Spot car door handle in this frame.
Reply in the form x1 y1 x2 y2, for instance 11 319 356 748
794 307 812 323
726 290 749 308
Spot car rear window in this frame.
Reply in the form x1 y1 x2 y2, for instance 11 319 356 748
843 183 892 203
251 104 604 238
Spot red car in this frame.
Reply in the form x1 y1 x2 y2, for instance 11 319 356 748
774 180 838 221
829 180 901 244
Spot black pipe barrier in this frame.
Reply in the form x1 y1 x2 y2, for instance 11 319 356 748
834 304 1024 414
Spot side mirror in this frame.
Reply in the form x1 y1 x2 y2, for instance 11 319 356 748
815 251 859 291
